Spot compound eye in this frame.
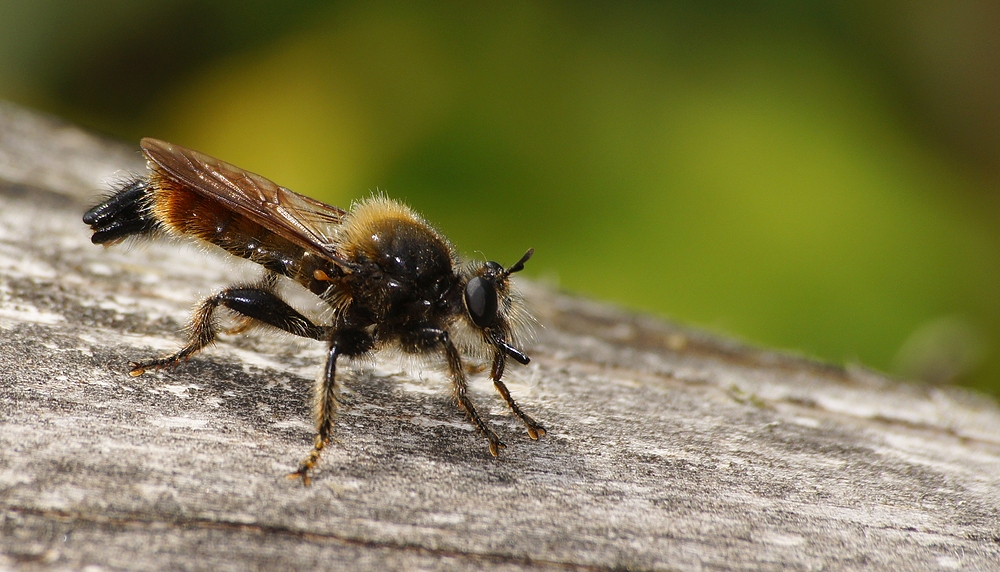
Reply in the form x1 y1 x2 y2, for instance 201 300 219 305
464 276 498 328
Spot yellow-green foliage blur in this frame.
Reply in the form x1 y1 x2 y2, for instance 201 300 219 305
3 1 999 394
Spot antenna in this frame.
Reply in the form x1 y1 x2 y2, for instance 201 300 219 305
505 248 534 276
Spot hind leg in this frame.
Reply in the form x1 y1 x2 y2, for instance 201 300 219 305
130 282 326 375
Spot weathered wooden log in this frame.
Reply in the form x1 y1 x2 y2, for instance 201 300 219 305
1 101 998 571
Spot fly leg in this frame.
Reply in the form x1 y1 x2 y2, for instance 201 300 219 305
288 330 372 486
490 351 546 440
418 328 505 456
129 282 326 375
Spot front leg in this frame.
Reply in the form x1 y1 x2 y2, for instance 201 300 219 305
418 328 505 456
490 350 546 441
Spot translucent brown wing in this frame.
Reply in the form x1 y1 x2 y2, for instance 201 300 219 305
140 138 349 266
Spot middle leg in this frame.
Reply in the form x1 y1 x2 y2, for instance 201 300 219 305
288 329 373 485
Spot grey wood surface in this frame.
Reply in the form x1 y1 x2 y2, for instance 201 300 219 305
1 101 999 571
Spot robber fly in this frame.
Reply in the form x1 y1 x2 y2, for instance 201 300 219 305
83 138 544 484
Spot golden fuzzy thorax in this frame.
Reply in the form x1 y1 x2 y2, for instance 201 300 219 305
335 195 456 268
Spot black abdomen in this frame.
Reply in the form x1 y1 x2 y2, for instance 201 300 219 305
85 178 336 295
83 179 159 244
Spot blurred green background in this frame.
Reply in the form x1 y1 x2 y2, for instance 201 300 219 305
2 1 999 394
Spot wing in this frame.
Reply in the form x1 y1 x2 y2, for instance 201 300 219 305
140 138 351 267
